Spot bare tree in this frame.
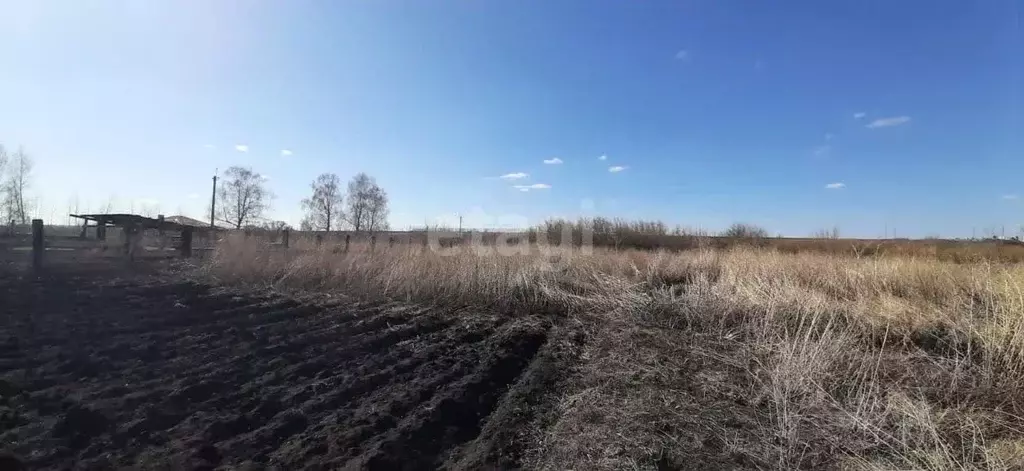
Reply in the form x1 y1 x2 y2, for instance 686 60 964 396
344 173 389 232
812 226 841 239
301 173 344 231
138 202 160 218
366 185 390 231
3 147 33 224
218 166 271 229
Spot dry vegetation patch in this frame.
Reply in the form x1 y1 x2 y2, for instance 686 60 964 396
202 236 1024 469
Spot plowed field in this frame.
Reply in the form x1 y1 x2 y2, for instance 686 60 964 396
0 263 579 470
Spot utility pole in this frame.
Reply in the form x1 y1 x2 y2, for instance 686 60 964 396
210 170 218 228
458 214 463 235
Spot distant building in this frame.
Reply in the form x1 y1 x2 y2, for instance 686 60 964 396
165 215 211 227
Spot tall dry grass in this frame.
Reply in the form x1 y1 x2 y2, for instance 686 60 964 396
201 234 1024 469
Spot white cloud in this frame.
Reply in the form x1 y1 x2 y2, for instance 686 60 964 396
513 183 551 190
608 166 628 173
499 172 529 180
187 193 199 199
280 149 293 157
598 154 607 161
1003 194 1019 200
825 182 846 189
543 157 563 165
675 50 689 61
853 112 867 119
813 145 831 157
866 116 911 129
234 144 249 152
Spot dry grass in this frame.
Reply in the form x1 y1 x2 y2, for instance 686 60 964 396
201 234 1024 469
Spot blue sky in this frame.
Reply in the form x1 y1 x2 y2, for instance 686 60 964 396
2 0 1021 237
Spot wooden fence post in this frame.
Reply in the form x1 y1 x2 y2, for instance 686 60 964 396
157 215 167 250
370 235 376 253
124 224 138 261
389 236 395 248
316 234 323 247
180 227 193 258
32 219 43 271
123 225 131 256
282 229 290 248
345 234 350 253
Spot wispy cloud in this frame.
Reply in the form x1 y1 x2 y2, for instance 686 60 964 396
608 166 628 173
280 149 293 157
543 157 563 165
825 182 846 189
1003 194 1019 200
853 112 867 120
203 144 216 150
824 132 834 141
499 172 529 180
234 144 249 152
813 145 832 157
598 154 607 161
513 183 551 191
675 49 689 61
866 116 911 129
187 193 199 199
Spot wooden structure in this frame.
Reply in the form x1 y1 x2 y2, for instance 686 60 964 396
68 213 220 261
70 213 216 234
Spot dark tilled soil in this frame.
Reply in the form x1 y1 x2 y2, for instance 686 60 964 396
0 264 579 470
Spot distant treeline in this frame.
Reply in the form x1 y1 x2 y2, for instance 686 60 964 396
233 217 1024 263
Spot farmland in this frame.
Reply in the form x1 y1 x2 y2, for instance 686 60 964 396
0 258 577 469
3 231 1024 469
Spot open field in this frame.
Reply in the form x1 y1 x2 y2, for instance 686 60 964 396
4 234 1024 469
204 237 1024 469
